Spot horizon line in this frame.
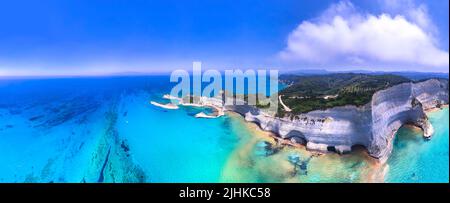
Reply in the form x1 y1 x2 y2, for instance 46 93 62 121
1 69 449 79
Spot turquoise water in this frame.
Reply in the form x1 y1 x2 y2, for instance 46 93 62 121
386 108 449 183
115 95 239 182
0 76 448 182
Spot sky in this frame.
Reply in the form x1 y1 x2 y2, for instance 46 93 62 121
0 0 448 76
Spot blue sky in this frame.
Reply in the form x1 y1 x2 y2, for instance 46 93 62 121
0 0 448 76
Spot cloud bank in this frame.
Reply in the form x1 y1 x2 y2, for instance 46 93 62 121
279 0 449 71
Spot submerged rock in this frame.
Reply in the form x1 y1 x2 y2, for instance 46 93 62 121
288 154 300 164
288 154 310 176
28 115 44 121
34 97 101 128
255 141 279 157
121 140 130 153
97 147 111 183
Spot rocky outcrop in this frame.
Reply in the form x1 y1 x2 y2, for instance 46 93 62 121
368 79 447 162
226 79 449 162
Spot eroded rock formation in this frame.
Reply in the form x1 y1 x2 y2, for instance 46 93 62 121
226 79 449 162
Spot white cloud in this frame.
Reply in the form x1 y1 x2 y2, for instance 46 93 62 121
378 0 437 34
279 0 449 70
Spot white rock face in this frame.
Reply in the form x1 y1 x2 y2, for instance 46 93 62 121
226 79 449 162
369 79 448 162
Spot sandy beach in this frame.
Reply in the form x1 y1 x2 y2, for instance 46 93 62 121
425 104 449 113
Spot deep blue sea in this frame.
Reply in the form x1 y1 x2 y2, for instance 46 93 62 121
0 76 448 182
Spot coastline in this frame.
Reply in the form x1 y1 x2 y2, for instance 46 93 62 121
223 111 386 182
232 79 449 162
150 101 179 110
425 104 449 113
232 109 383 166
237 105 444 163
227 106 449 182
191 104 225 118
154 78 448 170
385 107 449 182
152 95 225 118
1 76 447 183
152 91 448 164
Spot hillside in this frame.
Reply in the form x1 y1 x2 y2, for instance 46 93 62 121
278 73 411 115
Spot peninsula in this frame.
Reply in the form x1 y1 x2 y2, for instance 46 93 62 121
155 73 449 163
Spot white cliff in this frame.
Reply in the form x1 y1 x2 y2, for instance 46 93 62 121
226 79 449 162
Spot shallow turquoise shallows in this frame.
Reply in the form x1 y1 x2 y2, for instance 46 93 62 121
0 76 448 183
386 107 449 183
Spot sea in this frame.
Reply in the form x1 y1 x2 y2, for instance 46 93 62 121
0 76 448 183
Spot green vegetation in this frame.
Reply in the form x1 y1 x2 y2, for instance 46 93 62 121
278 73 411 116
242 94 275 109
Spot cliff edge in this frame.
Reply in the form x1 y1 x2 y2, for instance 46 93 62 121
226 79 449 162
